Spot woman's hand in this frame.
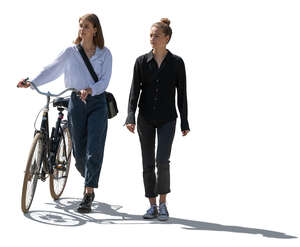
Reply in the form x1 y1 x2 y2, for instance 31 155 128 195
80 88 92 102
126 124 136 133
182 130 190 136
17 79 31 88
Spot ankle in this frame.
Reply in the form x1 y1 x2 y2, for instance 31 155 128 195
149 197 157 206
85 187 94 194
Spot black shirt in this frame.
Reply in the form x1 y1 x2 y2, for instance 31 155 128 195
126 50 190 131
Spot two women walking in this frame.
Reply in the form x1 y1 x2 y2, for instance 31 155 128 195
17 14 190 220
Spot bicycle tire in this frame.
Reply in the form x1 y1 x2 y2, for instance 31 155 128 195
21 133 43 213
49 126 72 200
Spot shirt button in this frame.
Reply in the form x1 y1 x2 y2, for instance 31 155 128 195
155 88 159 92
154 97 158 101
153 106 156 110
156 79 159 83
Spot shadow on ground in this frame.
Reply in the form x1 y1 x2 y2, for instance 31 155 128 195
24 197 297 239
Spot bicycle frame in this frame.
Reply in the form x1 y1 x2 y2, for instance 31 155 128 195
28 81 76 179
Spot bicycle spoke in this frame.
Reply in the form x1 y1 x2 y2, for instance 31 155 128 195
50 127 72 200
22 133 43 213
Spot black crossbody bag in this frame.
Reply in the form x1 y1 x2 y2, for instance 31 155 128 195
77 44 118 119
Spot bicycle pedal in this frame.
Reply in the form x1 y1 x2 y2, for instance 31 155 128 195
41 171 47 182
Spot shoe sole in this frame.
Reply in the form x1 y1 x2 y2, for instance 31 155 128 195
158 216 169 221
143 215 157 219
77 208 92 214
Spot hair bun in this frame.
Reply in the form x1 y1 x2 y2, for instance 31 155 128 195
160 18 171 26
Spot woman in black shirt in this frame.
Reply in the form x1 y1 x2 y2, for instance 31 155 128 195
125 18 190 221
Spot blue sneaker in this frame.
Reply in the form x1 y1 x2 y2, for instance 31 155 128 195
158 202 169 221
143 205 158 219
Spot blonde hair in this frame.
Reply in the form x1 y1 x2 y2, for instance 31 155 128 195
74 13 104 49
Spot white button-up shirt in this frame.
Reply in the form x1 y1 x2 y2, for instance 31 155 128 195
32 45 112 96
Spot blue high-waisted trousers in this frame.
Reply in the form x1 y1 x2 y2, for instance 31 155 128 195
68 92 108 188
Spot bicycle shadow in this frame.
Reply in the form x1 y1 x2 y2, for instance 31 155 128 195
24 197 297 239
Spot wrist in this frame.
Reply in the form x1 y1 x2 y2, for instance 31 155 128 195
86 88 92 95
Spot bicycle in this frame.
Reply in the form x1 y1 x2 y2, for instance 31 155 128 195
19 78 76 213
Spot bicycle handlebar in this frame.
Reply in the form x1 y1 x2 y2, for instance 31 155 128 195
20 77 78 97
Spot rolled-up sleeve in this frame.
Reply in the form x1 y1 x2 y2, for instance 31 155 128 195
89 49 112 96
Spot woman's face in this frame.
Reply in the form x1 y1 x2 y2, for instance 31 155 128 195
150 26 169 49
79 19 96 41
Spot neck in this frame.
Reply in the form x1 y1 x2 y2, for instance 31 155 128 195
81 39 96 50
153 48 168 58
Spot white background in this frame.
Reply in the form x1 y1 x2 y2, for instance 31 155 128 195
0 0 300 246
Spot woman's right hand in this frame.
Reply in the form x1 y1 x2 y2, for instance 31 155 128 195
17 79 31 88
126 124 136 133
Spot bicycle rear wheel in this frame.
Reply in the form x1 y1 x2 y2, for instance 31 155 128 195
49 126 72 200
21 133 43 213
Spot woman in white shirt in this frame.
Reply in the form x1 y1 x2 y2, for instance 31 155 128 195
17 13 112 213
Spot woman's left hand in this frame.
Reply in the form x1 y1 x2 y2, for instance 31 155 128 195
182 130 190 136
80 88 92 102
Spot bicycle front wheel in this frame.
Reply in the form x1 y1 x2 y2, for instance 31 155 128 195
21 133 43 213
49 126 72 200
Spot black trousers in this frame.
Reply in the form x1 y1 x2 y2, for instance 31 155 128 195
137 114 176 198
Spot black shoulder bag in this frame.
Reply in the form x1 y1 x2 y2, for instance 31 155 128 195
77 44 118 119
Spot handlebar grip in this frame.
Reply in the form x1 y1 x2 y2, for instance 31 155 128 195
17 77 29 88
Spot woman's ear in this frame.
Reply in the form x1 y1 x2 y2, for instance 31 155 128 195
166 35 170 44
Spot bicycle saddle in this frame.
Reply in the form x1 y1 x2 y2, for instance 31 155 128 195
53 98 69 108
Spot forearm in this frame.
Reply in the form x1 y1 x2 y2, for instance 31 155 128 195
88 79 109 96
177 92 190 131
126 84 141 124
31 48 69 87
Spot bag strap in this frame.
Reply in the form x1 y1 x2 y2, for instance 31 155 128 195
77 44 98 83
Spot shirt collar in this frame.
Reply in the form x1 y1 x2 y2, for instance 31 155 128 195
94 46 101 56
146 50 154 63
90 46 103 60
146 49 172 63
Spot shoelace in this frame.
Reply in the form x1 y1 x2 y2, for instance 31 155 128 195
159 203 168 215
147 205 157 215
81 193 93 204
